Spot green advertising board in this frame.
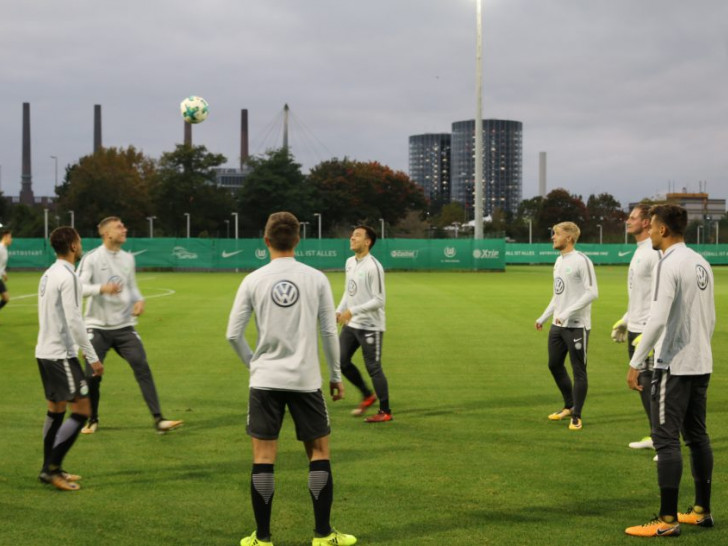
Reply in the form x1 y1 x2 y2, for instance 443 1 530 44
8 239 727 270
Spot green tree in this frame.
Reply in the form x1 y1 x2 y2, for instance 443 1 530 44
56 147 156 237
538 189 588 241
308 158 426 234
585 193 626 243
6 204 45 237
153 145 231 237
236 148 313 236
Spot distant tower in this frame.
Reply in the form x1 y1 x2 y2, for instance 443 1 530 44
19 102 35 205
240 109 249 169
538 151 547 197
94 104 103 153
282 103 289 150
184 121 192 146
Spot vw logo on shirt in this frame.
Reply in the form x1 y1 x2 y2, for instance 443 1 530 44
347 279 358 296
271 280 299 307
554 277 565 295
696 265 709 291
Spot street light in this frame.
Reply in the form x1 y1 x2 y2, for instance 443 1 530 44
473 0 484 240
50 155 58 187
697 225 702 245
224 219 230 238
44 208 49 239
379 218 385 239
527 218 532 244
624 221 628 244
146 216 156 238
313 213 322 239
301 221 310 240
597 224 603 245
715 221 720 245
68 210 75 228
231 212 239 239
184 212 190 238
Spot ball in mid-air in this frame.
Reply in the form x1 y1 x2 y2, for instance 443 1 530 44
180 95 209 124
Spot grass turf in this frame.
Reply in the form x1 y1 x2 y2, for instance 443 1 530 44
1 266 726 545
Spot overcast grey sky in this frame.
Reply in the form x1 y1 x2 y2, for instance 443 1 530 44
2 0 726 208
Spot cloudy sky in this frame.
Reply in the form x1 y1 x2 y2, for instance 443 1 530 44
2 0 726 208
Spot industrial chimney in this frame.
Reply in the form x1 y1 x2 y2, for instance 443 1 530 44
538 151 547 198
94 104 103 153
19 102 35 205
240 109 249 169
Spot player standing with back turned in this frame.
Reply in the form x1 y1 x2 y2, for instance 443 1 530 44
227 212 356 546
625 204 715 537
535 221 598 431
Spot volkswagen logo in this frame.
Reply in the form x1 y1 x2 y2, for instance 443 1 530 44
554 277 565 295
271 280 299 307
696 265 709 291
348 279 358 296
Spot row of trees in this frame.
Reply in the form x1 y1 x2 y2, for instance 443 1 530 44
1 144 724 242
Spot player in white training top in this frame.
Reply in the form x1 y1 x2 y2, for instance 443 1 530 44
624 204 715 537
337 225 392 423
35 227 103 491
611 204 661 451
536 221 598 431
0 229 12 313
227 212 356 546
76 217 182 434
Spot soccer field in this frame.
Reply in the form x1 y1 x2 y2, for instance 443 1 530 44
2 266 727 545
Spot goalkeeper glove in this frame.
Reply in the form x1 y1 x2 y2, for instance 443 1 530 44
631 333 655 358
610 319 627 343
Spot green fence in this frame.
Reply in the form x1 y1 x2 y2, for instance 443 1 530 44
9 239 728 270
8 238 506 271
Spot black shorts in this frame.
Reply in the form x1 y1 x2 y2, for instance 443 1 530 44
37 357 89 402
247 388 330 442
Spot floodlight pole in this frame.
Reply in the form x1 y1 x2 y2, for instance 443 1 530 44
473 0 484 240
232 212 239 239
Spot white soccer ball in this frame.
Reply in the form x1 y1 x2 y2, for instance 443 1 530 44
180 95 209 124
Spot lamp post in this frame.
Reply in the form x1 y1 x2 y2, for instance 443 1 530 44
625 221 628 244
597 224 603 245
146 216 156 238
473 0 484 240
44 208 49 239
697 225 702 245
528 218 532 244
379 218 385 239
715 221 720 245
50 155 58 188
224 219 230 238
314 213 322 239
231 212 239 239
184 213 190 238
301 221 310 239
69 210 75 229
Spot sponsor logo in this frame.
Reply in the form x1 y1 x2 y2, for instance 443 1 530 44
618 250 633 257
131 249 149 256
696 264 709 290
444 247 457 258
255 249 268 260
348 279 358 296
271 280 299 307
221 250 244 258
172 246 198 259
473 248 500 259
554 277 565 294
390 250 418 259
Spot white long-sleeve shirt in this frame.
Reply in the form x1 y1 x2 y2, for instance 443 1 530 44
76 245 143 329
537 250 598 329
336 254 386 331
226 257 341 391
630 243 714 375
0 242 8 277
36 259 99 363
621 238 661 332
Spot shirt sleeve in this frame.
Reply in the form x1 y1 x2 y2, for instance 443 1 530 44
62 274 100 363
226 278 254 367
77 253 102 297
629 266 674 368
537 294 556 325
127 255 143 303
318 276 341 383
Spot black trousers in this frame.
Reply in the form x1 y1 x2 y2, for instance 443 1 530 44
547 325 589 418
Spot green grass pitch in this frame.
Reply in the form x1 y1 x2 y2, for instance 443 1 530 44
1 266 726 545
